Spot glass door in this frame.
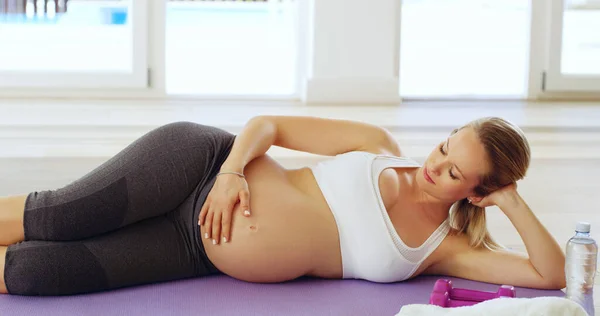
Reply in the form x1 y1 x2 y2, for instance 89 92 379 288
0 0 148 89
545 0 600 91
165 0 298 96
399 0 530 97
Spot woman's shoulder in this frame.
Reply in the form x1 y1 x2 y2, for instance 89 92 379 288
341 149 416 161
421 229 470 270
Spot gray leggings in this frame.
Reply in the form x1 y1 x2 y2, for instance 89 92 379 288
5 122 236 296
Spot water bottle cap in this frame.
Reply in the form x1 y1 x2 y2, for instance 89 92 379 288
576 222 591 233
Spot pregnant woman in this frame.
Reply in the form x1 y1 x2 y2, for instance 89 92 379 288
0 115 566 296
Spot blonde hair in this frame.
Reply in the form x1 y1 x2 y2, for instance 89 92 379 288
448 117 531 250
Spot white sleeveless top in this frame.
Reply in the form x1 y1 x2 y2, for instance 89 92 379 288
309 151 450 282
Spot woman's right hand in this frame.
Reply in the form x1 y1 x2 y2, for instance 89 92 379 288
198 173 251 245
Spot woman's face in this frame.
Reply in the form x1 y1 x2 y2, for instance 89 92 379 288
416 127 491 202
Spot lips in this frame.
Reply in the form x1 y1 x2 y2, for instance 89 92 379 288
423 167 435 184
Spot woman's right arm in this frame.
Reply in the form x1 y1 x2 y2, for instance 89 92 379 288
220 115 401 174
200 115 401 245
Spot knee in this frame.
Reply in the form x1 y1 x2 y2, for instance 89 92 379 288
158 121 233 147
161 121 202 136
4 243 109 296
5 262 49 295
3 247 41 295
152 121 205 145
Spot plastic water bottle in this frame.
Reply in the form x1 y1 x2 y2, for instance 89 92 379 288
565 222 598 316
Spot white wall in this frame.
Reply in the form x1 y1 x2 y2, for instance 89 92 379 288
301 0 401 104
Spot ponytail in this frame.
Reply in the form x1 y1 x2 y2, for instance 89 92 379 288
449 198 503 250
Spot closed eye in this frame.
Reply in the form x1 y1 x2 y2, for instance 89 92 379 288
449 170 458 180
439 143 459 180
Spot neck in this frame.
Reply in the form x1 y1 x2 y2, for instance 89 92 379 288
407 169 453 223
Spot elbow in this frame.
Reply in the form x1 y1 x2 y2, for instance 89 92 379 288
249 115 270 126
551 262 567 290
531 253 566 290
554 278 567 290
529 260 566 290
248 115 278 143
249 116 276 133
544 278 566 290
541 272 566 290
548 254 567 290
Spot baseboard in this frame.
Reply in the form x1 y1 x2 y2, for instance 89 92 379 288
2 123 600 160
3 100 600 160
303 77 401 104
567 2 600 10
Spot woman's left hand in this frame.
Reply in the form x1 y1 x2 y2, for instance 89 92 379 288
468 183 519 208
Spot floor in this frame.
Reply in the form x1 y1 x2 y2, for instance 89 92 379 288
1 0 599 96
0 98 599 309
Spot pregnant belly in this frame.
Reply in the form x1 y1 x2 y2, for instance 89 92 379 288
201 156 341 283
203 203 318 282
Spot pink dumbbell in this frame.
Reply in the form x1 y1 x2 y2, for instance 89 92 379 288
429 279 516 307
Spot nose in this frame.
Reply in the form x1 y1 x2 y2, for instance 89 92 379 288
429 159 443 176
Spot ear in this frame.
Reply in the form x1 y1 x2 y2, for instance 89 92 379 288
467 196 483 204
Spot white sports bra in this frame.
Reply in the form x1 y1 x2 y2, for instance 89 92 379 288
309 151 450 282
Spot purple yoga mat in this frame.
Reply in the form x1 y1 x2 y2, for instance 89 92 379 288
0 275 564 316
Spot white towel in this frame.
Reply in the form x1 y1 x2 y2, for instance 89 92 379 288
395 297 588 316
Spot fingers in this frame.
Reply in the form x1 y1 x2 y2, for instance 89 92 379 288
240 189 251 217
203 211 214 241
198 198 210 226
215 190 250 244
200 200 232 245
200 186 251 246
212 212 222 245
221 209 231 244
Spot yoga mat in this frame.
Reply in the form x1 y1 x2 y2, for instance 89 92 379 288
0 274 565 315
